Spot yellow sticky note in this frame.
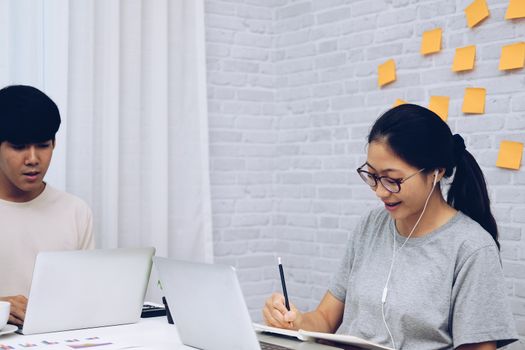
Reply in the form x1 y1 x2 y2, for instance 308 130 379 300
496 141 523 170
428 96 450 122
452 45 476 72
393 99 407 107
378 59 396 88
505 0 525 19
462 88 486 114
421 28 442 55
499 42 525 70
465 0 490 28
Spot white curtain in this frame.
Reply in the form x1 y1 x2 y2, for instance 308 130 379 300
0 0 213 299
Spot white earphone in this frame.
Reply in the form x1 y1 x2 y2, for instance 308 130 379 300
381 169 439 350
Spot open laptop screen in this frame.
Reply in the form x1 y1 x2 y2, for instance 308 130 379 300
22 247 155 335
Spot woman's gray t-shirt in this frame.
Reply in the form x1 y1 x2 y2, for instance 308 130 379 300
328 208 517 349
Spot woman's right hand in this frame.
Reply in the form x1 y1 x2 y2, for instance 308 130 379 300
262 292 302 330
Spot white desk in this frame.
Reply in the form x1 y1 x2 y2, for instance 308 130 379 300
0 318 186 350
0 317 344 350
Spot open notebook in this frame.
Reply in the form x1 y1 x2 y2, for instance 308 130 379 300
253 323 394 350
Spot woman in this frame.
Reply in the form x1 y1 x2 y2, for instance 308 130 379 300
263 104 518 350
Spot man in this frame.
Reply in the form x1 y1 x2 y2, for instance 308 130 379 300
0 85 94 326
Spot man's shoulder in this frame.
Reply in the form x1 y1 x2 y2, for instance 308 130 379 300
44 186 91 213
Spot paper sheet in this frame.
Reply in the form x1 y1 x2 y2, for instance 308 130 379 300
465 0 490 28
0 337 141 350
496 141 523 170
505 0 525 19
499 42 525 71
253 323 300 339
253 323 394 350
378 59 396 88
421 28 442 55
393 99 407 107
462 87 486 114
429 96 450 122
300 330 394 350
453 45 476 72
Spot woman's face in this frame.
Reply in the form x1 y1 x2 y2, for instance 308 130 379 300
365 140 436 223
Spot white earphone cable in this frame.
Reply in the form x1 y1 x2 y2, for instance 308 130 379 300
381 171 438 350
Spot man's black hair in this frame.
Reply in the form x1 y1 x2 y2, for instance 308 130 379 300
0 85 61 144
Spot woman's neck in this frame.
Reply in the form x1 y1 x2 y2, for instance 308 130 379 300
396 190 457 237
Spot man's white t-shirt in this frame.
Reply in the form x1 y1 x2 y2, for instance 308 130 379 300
0 185 94 296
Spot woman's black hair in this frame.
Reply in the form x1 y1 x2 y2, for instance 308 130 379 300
368 104 499 249
0 85 61 145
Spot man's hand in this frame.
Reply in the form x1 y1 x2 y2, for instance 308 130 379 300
0 295 27 326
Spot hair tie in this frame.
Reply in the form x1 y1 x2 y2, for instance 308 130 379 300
453 134 466 163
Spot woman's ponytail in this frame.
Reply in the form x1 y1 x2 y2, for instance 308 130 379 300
447 135 499 249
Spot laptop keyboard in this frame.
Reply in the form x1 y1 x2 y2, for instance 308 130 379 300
259 340 294 350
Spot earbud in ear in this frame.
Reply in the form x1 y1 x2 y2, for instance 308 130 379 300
433 170 439 187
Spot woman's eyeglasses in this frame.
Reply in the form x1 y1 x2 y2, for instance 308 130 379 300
356 163 425 194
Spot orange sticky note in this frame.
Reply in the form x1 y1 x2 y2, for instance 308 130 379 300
505 0 525 19
428 96 450 122
465 0 490 28
499 42 525 70
496 141 523 170
421 28 442 55
393 99 407 107
453 45 476 72
462 88 486 114
378 59 396 88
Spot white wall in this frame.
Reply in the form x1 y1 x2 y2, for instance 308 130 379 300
205 0 525 345
205 0 278 317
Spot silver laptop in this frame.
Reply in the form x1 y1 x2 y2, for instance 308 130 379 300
154 257 297 350
21 247 155 335
153 257 260 350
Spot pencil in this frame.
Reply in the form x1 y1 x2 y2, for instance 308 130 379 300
278 257 290 311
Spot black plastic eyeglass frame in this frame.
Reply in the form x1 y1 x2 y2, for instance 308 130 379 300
356 163 425 194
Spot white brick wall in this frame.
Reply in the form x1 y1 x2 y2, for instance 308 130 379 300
205 0 278 321
205 0 525 346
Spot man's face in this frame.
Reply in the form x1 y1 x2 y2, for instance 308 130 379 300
0 140 54 202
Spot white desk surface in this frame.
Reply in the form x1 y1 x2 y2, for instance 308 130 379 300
0 317 344 350
0 318 185 350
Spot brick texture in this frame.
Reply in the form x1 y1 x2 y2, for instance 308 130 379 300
205 1 525 346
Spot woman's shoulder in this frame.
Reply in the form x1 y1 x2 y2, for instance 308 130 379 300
443 211 499 258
